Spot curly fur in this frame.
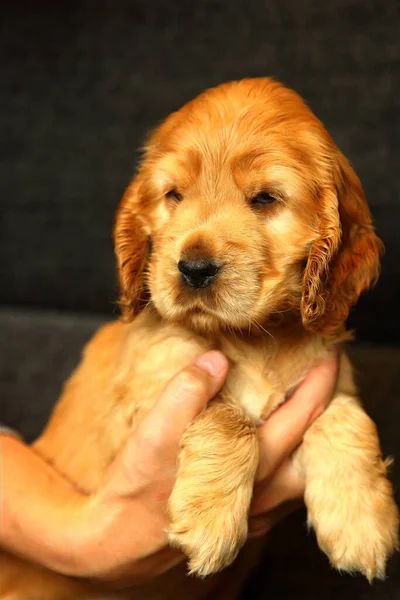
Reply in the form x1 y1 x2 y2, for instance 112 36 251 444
1 78 397 600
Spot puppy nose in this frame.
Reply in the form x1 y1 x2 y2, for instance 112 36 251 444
178 259 221 289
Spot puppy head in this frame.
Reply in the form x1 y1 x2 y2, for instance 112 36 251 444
115 78 382 336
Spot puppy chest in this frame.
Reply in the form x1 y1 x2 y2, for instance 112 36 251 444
225 362 284 422
223 342 325 422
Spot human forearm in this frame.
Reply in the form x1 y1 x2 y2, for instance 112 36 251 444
0 354 227 582
0 434 88 575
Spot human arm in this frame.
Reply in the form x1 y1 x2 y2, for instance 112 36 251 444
0 348 339 584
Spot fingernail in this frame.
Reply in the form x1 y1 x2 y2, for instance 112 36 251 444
193 350 228 377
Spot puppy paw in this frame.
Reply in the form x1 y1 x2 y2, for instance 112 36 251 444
167 479 250 577
307 467 399 581
166 401 258 577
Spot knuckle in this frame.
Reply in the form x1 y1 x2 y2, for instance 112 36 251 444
308 402 325 425
136 417 168 457
248 515 270 538
176 368 209 399
138 425 161 455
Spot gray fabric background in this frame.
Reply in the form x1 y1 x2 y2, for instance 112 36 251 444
1 0 400 342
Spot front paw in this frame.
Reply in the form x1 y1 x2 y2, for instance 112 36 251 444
307 464 399 580
167 476 250 577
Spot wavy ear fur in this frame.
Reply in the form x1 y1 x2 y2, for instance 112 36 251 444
301 152 383 336
114 177 150 322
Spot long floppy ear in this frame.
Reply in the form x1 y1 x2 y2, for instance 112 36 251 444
114 176 150 322
301 151 383 336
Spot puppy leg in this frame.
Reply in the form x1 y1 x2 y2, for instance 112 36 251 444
298 394 399 580
167 398 258 577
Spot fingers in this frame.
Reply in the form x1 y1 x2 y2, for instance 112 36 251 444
138 350 229 459
257 346 340 480
248 500 304 538
250 459 305 516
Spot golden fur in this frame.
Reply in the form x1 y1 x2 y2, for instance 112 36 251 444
1 78 398 599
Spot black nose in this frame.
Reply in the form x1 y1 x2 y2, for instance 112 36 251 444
178 259 221 289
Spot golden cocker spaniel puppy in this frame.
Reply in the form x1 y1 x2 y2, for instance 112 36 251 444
1 78 398 600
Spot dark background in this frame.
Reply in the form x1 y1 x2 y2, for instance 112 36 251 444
1 0 400 343
1 1 399 599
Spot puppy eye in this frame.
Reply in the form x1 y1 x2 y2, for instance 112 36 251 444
251 192 277 206
166 189 183 202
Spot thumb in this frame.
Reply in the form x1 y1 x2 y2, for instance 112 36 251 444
101 351 229 497
139 350 229 458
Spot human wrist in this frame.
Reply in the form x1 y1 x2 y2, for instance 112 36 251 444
69 491 124 578
20 483 92 577
0 434 92 576
41 491 92 576
73 483 171 582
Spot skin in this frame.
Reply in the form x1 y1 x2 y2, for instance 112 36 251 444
0 347 339 587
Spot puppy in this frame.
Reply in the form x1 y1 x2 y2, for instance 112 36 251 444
1 77 398 600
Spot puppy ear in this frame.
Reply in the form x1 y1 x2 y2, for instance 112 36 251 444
114 177 150 322
301 152 383 335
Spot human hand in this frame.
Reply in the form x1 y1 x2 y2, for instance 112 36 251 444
248 347 340 536
0 347 339 587
81 348 339 585
77 350 229 585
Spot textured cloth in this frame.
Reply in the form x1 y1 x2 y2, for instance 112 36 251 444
0 426 21 439
0 309 399 598
0 310 102 442
1 0 400 343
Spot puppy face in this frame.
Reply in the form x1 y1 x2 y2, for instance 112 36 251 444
115 79 382 335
